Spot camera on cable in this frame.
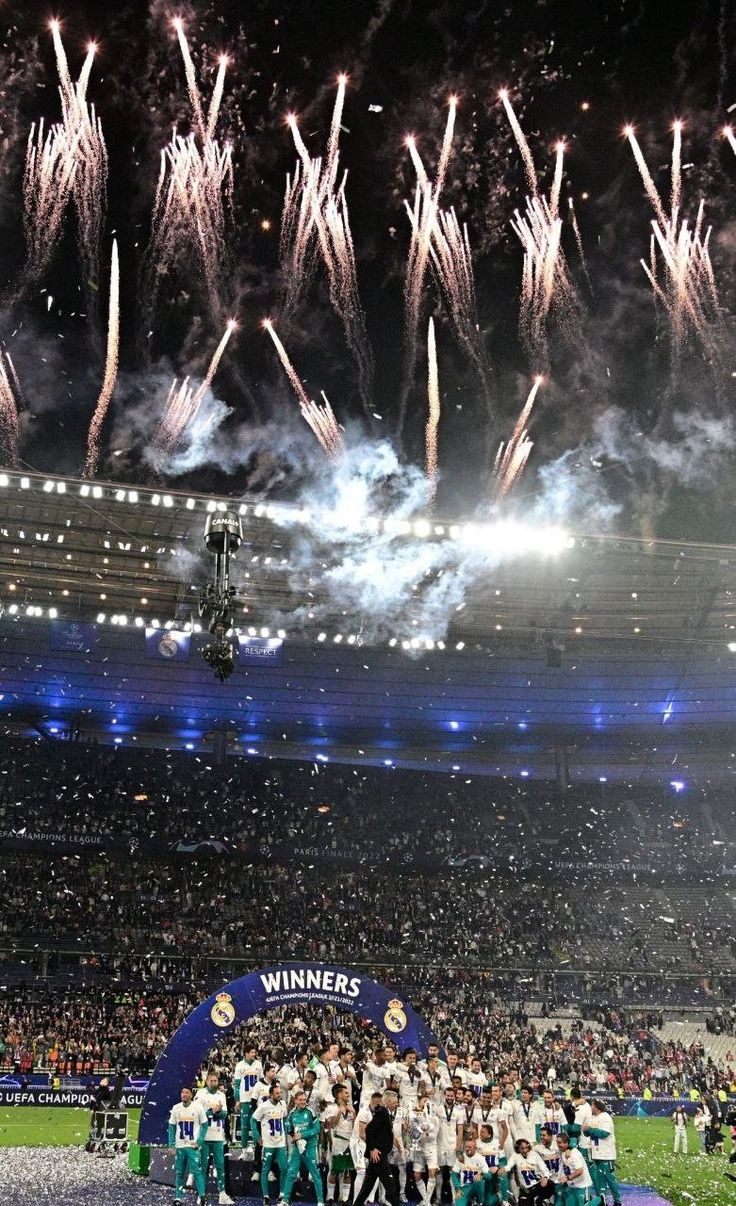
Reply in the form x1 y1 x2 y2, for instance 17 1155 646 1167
198 511 243 682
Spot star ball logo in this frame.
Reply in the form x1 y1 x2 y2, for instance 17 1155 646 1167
210 992 236 1028
383 998 407 1033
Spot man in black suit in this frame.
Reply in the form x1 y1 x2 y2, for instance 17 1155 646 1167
353 1093 399 1206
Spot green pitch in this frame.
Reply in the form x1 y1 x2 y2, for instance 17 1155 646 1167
1 1110 734 1204
0 1106 140 1147
616 1117 734 1206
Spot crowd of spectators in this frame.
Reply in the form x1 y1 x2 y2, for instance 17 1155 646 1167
2 979 735 1101
1 732 735 1106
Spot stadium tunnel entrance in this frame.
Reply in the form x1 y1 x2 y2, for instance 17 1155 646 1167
139 961 440 1143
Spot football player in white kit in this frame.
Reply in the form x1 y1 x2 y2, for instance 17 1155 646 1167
450 1136 491 1206
252 1082 288 1206
534 1127 563 1205
168 1086 208 1206
361 1050 388 1106
323 1082 357 1205
530 1091 566 1143
351 1091 382 1204
437 1086 464 1204
410 1092 440 1206
556 1132 598 1206
507 1139 549 1200
570 1089 593 1167
195 1071 234 1204
398 1049 423 1109
476 1123 510 1206
234 1046 264 1153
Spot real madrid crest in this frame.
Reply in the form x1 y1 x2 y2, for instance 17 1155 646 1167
384 998 407 1034
158 633 179 658
210 991 236 1028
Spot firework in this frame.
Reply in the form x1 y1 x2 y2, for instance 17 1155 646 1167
172 17 207 143
154 319 236 461
0 351 20 467
400 98 458 430
425 317 440 505
723 125 736 156
568 198 593 295
498 89 538 196
141 21 233 344
628 123 721 357
263 319 344 459
20 23 107 308
84 240 120 477
491 376 543 499
503 99 580 365
280 82 374 416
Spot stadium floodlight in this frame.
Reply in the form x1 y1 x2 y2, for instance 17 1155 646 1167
43 480 55 492
0 474 8 487
186 498 196 510
728 642 736 653
20 477 30 489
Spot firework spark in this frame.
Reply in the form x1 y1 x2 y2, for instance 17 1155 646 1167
263 318 344 459
400 97 458 431
84 240 120 477
0 351 20 467
723 125 736 156
425 317 440 505
141 22 233 344
503 100 580 365
499 89 538 196
568 198 593 294
280 81 374 416
628 123 721 357
21 23 107 311
154 320 236 460
491 376 543 499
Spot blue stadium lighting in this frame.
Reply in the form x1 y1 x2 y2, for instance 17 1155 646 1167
449 720 460 730
599 776 608 783
670 780 685 792
113 737 123 744
518 722 528 730
185 742 194 750
520 769 530 777
383 759 393 766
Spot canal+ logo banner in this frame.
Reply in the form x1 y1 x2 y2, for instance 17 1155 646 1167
139 962 439 1144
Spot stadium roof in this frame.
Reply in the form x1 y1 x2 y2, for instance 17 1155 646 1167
2 469 736 783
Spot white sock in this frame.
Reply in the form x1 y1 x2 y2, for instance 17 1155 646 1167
340 1176 351 1202
415 1177 426 1204
426 1176 436 1204
354 1171 366 1200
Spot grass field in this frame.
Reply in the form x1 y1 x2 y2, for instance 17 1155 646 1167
1 1111 734 1204
0 1106 140 1147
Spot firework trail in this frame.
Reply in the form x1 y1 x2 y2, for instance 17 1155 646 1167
628 123 722 358
154 320 236 460
207 55 229 141
624 125 667 225
263 319 344 459
141 20 233 346
172 17 207 142
724 125 736 156
400 97 458 433
510 194 578 365
0 351 20 467
425 317 440 506
491 376 543 499
671 120 683 214
498 90 538 196
19 23 107 311
84 240 120 477
550 140 565 220
280 83 374 416
568 198 593 295
50 23 108 321
502 100 580 366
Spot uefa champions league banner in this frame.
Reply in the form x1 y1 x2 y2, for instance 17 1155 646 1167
0 1084 147 1107
139 962 439 1144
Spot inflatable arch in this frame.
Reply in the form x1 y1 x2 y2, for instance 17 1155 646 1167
139 962 440 1142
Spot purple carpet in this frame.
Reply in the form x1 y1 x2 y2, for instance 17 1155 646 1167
621 1186 673 1206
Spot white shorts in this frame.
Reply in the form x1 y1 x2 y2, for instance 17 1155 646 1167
413 1144 438 1171
438 1149 456 1168
349 1136 366 1172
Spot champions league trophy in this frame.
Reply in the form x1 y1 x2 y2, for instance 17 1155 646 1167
410 1113 424 1162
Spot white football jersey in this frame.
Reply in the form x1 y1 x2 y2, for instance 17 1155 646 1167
252 1098 287 1148
194 1088 228 1142
169 1100 208 1149
234 1058 264 1103
561 1147 593 1188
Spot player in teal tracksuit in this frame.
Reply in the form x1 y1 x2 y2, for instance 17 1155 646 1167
168 1087 208 1204
281 1090 325 1206
584 1104 621 1206
451 1138 493 1206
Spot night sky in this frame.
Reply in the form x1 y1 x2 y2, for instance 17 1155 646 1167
0 0 735 537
